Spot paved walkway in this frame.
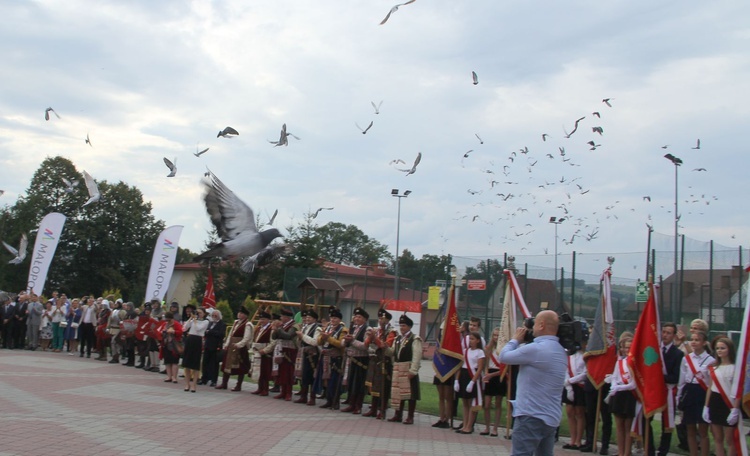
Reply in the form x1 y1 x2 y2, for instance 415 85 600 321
0 350 581 455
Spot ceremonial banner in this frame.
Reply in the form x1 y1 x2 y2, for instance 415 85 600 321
26 212 66 294
432 285 463 382
144 225 183 302
732 263 750 456
627 282 666 417
585 267 618 389
496 269 532 378
202 266 216 308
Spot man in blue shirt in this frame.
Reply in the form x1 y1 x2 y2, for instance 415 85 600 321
500 310 567 456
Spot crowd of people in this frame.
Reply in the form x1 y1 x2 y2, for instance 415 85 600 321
1 289 744 456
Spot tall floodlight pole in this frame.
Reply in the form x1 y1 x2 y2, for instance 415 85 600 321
549 216 566 308
664 153 682 323
392 189 411 300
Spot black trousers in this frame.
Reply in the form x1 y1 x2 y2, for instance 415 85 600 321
584 383 612 448
13 321 26 348
202 349 220 383
79 322 95 355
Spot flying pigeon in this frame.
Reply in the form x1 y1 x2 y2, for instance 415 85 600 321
44 107 60 121
356 121 373 134
472 71 479 85
194 146 209 157
396 152 422 176
240 243 288 274
692 168 707 172
82 170 101 207
692 139 701 150
371 100 383 114
389 159 406 166
592 126 604 135
194 170 282 262
379 0 416 25
475 133 483 144
564 117 585 138
542 134 549 142
164 157 177 177
0 190 4 196
269 123 300 146
602 98 613 107
268 209 278 225
85 133 92 147
661 145 669 149
312 207 334 219
217 126 239 138
463 150 474 158
592 112 600 118
2 234 28 265
643 196 651 202
61 177 79 193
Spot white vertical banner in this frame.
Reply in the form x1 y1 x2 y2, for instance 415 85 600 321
143 225 183 303
26 212 67 294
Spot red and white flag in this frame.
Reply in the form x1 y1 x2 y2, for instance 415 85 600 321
202 267 216 308
730 262 750 455
496 269 532 379
584 267 618 389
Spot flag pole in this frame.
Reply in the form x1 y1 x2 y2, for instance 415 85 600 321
505 370 512 439
593 387 602 452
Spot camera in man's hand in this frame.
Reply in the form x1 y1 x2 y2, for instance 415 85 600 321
522 313 585 354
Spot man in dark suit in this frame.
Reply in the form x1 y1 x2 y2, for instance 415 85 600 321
1 292 16 348
647 322 684 456
200 308 226 387
13 292 29 349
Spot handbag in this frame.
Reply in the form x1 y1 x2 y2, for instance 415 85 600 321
71 322 80 329
60 321 68 328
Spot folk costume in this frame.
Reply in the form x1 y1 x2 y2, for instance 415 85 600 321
342 307 371 414
272 309 300 401
364 309 397 419
314 308 348 409
217 307 254 391
294 310 321 405
134 304 159 369
387 313 422 424
201 316 226 386
251 311 273 396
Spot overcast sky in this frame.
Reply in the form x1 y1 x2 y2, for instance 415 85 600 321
1 0 748 282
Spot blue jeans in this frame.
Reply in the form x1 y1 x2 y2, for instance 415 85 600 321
511 415 557 456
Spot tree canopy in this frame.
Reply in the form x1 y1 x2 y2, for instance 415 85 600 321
0 156 165 300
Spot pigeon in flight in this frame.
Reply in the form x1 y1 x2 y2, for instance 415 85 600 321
643 196 651 202
2 234 28 265
371 100 383 114
164 157 177 177
396 152 422 175
269 123 300 146
356 121 373 134
380 0 416 25
692 139 701 150
661 145 669 149
389 158 406 166
592 112 600 118
217 126 239 138
542 134 549 142
564 117 585 138
587 141 601 150
240 243 288 274
194 170 282 261
85 133 92 147
268 209 278 225
0 190 4 196
472 71 479 85
312 207 334 219
194 146 209 157
692 168 707 172
592 126 604 135
44 107 60 121
82 171 101 207
475 133 483 144
61 177 79 193
602 98 613 107
463 150 474 158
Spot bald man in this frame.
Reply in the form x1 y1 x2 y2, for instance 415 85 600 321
500 310 567 456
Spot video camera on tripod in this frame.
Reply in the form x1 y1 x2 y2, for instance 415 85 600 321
522 312 588 354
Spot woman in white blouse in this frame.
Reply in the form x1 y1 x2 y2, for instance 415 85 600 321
703 337 738 456
182 307 210 392
606 332 637 456
677 331 714 456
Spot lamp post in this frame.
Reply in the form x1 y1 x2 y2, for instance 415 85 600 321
664 153 682 323
392 189 411 300
549 216 565 307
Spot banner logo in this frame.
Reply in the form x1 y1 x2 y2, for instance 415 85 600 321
43 228 55 241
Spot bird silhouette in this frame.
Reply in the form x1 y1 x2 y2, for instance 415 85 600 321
44 107 61 121
217 126 239 138
356 121 374 134
472 71 479 85
692 139 701 150
163 157 177 177
371 100 383 114
602 98 613 107
379 0 416 25
2 234 28 265
82 171 101 207
312 207 334 219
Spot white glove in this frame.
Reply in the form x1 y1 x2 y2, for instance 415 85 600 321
454 380 460 393
564 378 571 387
728 408 740 426
467 381 475 393
565 386 574 402
609 384 620 395
604 374 612 383
702 406 711 423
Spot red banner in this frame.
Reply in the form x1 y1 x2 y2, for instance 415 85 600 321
202 267 216 308
627 282 666 417
381 299 421 312
584 268 618 389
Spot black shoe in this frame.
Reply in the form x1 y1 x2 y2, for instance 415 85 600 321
599 447 609 455
209 381 216 387
579 445 593 453
197 380 205 385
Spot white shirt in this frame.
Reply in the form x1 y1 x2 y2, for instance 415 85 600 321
184 319 209 337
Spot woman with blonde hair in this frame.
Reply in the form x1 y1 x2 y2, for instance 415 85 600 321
480 327 504 437
605 331 637 456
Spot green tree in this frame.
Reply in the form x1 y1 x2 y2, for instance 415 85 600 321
314 221 391 265
0 156 165 301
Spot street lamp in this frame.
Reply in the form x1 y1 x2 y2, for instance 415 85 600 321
664 153 682 323
392 189 411 300
549 216 565 307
